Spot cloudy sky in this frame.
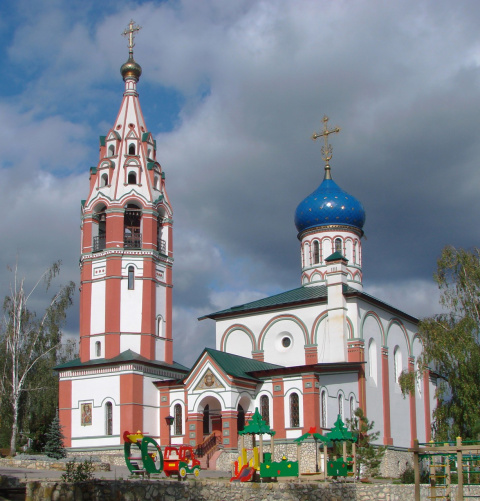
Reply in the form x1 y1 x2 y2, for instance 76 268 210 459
1 0 479 366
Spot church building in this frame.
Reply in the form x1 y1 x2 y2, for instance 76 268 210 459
56 23 435 460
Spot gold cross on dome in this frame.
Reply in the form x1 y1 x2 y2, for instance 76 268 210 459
122 20 142 56
312 115 341 168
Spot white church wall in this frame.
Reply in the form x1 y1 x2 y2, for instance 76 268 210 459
223 328 254 358
387 322 411 447
90 280 106 334
262 319 306 366
319 373 358 429
143 374 161 439
362 313 384 441
412 336 426 443
70 373 120 448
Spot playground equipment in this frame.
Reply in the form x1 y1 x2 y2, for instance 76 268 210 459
163 445 201 480
123 431 164 477
295 416 357 479
231 408 300 482
411 438 480 501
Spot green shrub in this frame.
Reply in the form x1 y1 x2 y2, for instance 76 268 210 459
61 458 95 482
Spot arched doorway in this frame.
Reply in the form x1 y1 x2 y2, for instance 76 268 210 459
198 396 222 438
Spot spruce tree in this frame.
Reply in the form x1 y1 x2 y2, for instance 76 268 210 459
44 414 66 459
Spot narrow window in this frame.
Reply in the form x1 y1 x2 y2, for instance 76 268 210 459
335 238 342 254
350 396 355 418
416 361 422 397
105 402 113 436
313 241 320 264
237 404 245 432
147 148 152 158
128 143 136 155
128 171 137 184
320 390 327 428
174 404 182 436
108 144 115 157
338 394 344 421
95 341 101 357
101 173 108 187
154 176 159 189
128 266 134 290
368 339 377 383
394 347 402 383
290 393 299 428
260 395 270 426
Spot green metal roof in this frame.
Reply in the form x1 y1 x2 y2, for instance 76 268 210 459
197 348 282 382
325 251 347 262
54 349 189 373
201 285 355 319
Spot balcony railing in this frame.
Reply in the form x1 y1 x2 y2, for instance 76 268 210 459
158 239 166 254
93 236 106 252
124 233 142 249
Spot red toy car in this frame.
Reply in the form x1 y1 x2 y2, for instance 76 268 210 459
163 445 201 480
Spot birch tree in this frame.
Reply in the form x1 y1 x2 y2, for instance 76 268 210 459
401 246 480 440
0 261 74 455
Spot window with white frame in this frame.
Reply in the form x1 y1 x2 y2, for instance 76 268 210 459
290 393 300 428
105 402 113 436
368 339 377 384
320 390 327 428
174 404 182 436
338 393 344 421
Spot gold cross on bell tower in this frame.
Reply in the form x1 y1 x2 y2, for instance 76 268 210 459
311 115 341 180
122 20 142 58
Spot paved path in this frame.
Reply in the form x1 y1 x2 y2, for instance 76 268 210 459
0 465 230 482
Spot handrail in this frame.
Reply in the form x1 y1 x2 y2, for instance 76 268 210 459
195 430 221 459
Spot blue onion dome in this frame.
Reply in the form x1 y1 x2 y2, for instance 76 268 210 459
294 172 366 235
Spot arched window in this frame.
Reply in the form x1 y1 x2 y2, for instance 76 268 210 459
157 316 163 337
350 396 355 418
108 144 115 157
95 341 101 357
128 266 134 290
147 148 152 158
128 143 136 155
353 241 358 264
105 402 113 436
124 204 142 249
368 339 377 383
260 395 270 426
313 241 320 264
128 171 137 184
394 346 402 383
338 393 344 421
290 393 299 428
93 206 106 252
237 404 245 432
154 176 159 190
335 238 342 254
101 173 108 187
203 404 210 435
174 404 182 436
320 390 327 428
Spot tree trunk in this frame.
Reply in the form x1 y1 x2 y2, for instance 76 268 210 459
10 399 19 456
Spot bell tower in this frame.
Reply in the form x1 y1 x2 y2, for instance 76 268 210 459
79 21 174 364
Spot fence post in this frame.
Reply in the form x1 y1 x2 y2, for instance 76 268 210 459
457 437 463 501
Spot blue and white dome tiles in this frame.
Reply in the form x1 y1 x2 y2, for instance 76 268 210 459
294 175 366 235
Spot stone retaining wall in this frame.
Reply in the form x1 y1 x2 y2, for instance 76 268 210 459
25 478 480 501
0 458 110 471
